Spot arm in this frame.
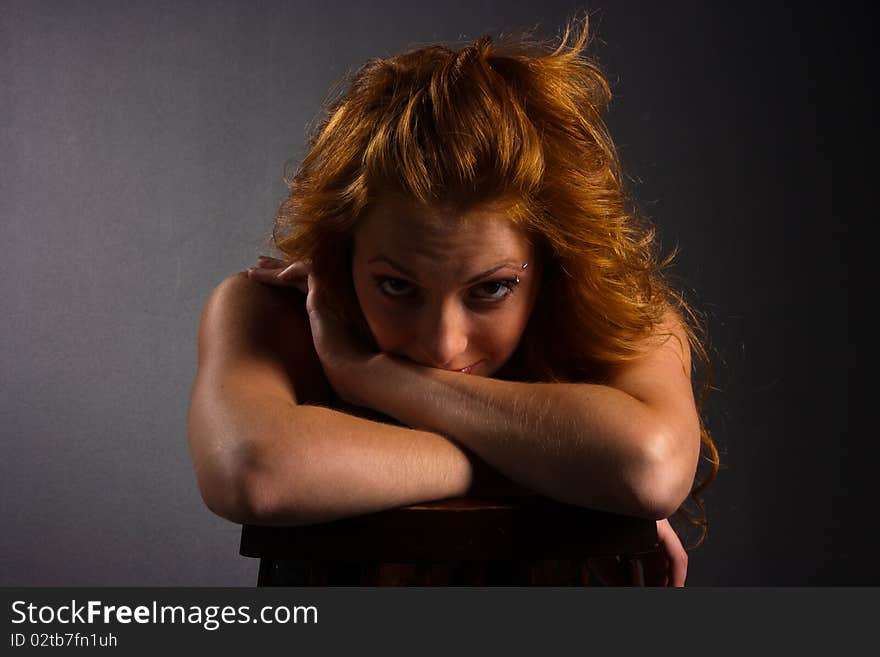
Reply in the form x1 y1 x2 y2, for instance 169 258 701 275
199 387 478 526
355 311 702 520
187 272 480 526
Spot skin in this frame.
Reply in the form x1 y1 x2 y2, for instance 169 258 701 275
246 195 690 586
350 195 541 376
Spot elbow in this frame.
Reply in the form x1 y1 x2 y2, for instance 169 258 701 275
197 467 285 526
188 405 298 525
189 430 278 526
629 429 697 521
193 443 319 527
193 462 262 525
197 440 300 525
631 483 688 522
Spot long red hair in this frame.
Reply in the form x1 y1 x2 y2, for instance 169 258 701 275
272 15 720 548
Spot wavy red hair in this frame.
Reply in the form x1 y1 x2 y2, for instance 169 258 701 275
272 16 720 548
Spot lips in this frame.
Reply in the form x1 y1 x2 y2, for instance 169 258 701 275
455 360 484 374
397 354 484 374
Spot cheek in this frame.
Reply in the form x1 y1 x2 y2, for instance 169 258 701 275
471 303 533 352
474 320 523 354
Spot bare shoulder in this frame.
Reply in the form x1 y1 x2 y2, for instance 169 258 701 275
195 271 331 405
600 306 696 414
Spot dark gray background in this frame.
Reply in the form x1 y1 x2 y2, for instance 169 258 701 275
2 0 872 585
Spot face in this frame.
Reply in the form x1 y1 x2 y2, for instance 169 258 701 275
351 195 542 377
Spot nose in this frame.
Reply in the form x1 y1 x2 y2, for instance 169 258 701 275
414 300 469 369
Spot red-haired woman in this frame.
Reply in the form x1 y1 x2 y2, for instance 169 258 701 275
188 18 719 586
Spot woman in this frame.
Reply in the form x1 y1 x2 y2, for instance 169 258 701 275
188 17 719 586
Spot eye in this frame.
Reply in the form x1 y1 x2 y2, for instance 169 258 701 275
373 276 519 302
471 279 518 302
376 277 414 297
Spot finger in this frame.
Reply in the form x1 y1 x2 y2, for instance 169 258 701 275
283 265 310 294
304 271 345 328
277 261 311 281
305 271 324 317
246 266 307 291
668 545 688 587
257 255 285 268
657 519 688 587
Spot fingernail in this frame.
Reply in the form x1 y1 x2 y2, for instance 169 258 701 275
278 263 299 278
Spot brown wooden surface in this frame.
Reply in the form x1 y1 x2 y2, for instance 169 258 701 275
240 495 658 572
255 557 622 586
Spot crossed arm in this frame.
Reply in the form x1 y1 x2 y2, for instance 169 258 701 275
350 350 701 519
188 269 698 585
189 268 701 527
264 256 701 520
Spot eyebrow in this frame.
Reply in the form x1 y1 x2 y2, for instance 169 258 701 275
367 255 519 285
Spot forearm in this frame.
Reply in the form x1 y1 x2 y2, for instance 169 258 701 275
360 355 671 518
234 395 478 526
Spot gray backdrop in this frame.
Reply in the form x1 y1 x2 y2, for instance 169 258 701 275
2 0 873 585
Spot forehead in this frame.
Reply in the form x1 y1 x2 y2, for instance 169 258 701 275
353 196 532 260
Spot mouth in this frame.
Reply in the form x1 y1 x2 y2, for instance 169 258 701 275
395 354 485 374
454 360 484 374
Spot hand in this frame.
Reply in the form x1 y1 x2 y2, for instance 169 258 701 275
247 256 378 407
642 518 688 586
246 255 310 293
586 518 688 586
